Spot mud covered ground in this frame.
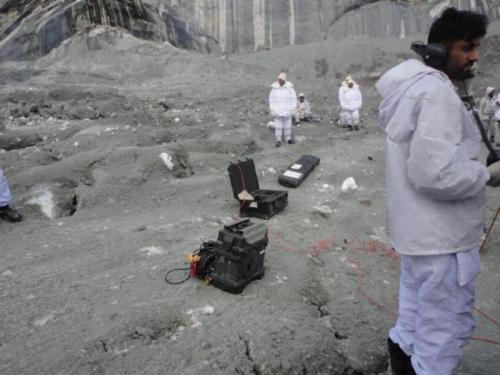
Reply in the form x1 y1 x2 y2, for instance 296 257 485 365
1 27 499 375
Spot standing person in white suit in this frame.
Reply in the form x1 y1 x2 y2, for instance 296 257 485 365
269 72 297 147
338 75 362 131
376 7 500 375
0 166 22 223
478 86 497 143
495 93 500 145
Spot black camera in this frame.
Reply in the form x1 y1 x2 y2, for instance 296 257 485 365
195 219 267 293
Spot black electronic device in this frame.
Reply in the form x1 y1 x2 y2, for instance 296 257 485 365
278 154 320 188
228 159 288 219
195 219 267 293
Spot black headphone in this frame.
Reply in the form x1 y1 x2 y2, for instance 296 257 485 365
410 41 448 69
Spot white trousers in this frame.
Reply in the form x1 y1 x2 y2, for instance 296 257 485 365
274 116 292 142
340 109 359 126
389 248 480 375
0 167 12 207
482 115 496 141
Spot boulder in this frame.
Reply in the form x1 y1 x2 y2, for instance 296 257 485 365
0 130 42 150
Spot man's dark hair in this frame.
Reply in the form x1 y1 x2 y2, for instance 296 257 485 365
428 7 488 45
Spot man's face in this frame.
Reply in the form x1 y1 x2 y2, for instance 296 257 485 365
489 90 496 98
278 79 285 86
347 82 353 88
299 97 304 102
444 38 481 81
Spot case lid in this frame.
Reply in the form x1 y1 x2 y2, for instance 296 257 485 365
296 154 320 165
228 159 260 199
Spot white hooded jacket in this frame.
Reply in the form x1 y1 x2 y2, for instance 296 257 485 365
376 59 490 255
269 81 297 117
339 83 362 111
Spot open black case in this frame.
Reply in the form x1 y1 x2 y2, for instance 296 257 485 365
228 159 288 219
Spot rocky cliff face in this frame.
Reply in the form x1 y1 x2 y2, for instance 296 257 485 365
0 0 218 61
0 0 165 61
154 0 500 52
0 0 498 61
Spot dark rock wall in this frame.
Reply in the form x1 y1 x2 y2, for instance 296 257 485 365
0 0 167 61
0 0 498 60
153 0 500 52
328 0 499 38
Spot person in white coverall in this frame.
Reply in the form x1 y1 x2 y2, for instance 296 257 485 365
478 86 497 143
495 93 500 145
0 167 22 222
376 8 500 375
338 75 362 131
269 72 297 147
293 93 312 124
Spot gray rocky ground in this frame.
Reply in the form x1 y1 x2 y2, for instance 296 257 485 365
0 25 499 375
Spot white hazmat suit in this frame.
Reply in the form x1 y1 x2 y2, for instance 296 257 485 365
0 167 12 207
478 87 497 142
376 59 490 375
269 80 297 143
339 81 362 127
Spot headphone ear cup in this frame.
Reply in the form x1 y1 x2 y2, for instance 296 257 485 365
424 43 448 69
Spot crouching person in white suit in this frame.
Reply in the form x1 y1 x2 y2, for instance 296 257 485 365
269 72 297 147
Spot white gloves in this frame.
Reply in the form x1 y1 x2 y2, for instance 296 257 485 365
487 161 500 187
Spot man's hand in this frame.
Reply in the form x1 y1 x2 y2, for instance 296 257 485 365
487 161 500 187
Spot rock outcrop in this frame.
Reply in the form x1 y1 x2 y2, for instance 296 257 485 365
0 0 164 61
0 0 498 61
153 0 499 52
0 0 218 61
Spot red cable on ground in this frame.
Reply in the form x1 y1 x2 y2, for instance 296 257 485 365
268 230 500 347
470 337 500 346
345 238 398 319
474 307 500 328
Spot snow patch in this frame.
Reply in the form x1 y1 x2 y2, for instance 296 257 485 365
139 246 166 257
186 305 215 328
270 275 288 285
313 205 333 217
34 312 55 327
27 186 56 219
267 167 277 175
341 177 358 193
159 152 175 170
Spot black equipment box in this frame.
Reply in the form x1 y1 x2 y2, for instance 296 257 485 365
198 219 267 293
228 159 288 219
278 155 320 188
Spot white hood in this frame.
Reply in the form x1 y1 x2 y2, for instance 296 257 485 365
376 59 447 133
